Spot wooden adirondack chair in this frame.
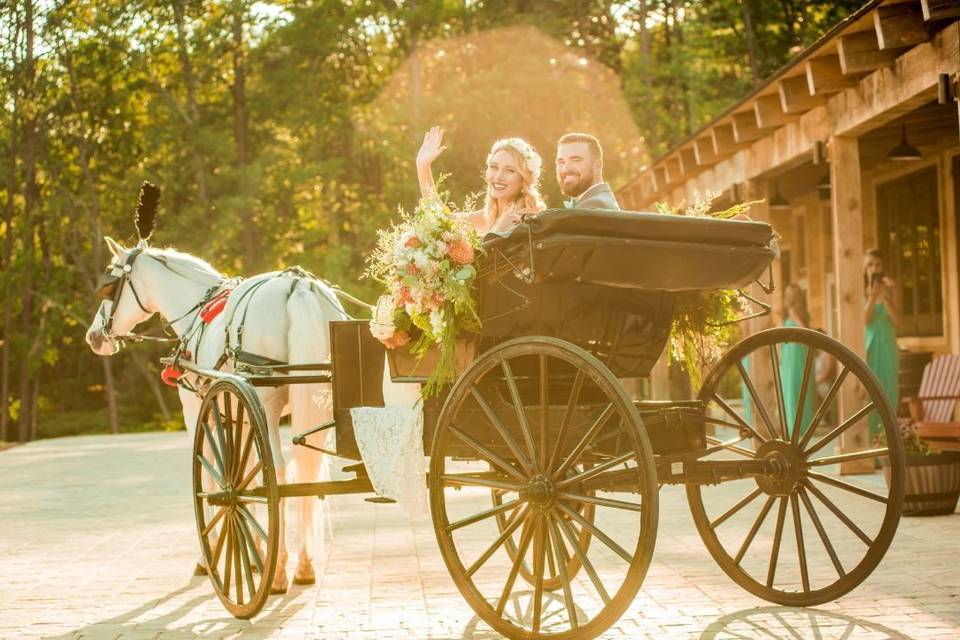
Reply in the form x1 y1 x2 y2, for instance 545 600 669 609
905 354 960 451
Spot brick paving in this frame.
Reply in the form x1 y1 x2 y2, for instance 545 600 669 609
1 430 958 639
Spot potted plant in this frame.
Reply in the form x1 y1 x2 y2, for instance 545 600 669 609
881 421 960 516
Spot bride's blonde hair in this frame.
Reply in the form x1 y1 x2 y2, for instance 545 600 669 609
483 138 546 222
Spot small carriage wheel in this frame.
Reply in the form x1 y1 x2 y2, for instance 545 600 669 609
491 480 595 592
687 327 905 606
193 379 279 619
430 336 658 640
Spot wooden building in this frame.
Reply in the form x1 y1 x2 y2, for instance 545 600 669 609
620 0 960 371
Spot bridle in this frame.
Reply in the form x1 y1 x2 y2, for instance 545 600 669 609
94 248 223 345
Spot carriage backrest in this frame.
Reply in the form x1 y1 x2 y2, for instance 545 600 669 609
918 354 960 422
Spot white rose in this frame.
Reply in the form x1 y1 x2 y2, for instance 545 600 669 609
369 295 397 341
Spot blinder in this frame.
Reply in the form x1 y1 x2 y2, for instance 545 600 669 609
96 248 145 336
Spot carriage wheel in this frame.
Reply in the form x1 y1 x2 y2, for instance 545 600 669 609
430 336 658 640
687 327 905 606
491 481 595 592
193 379 279 619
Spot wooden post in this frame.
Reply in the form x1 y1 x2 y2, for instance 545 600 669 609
829 135 873 474
803 195 827 330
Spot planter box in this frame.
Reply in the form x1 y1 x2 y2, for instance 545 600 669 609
884 452 960 516
386 336 477 383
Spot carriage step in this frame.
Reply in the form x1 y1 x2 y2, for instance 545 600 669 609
364 496 397 504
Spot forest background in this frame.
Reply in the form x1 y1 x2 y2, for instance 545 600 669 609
0 0 862 441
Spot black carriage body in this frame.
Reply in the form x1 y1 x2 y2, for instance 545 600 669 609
331 209 776 461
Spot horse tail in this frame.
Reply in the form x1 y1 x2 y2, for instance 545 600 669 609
285 277 348 562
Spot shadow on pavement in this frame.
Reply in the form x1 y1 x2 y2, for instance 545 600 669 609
700 605 911 640
43 574 312 639
460 591 587 639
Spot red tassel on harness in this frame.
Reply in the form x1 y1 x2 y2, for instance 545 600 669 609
161 366 182 387
200 289 232 323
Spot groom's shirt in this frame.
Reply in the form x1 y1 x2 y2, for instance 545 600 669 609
575 182 621 210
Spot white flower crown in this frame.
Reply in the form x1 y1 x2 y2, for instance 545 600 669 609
488 137 543 179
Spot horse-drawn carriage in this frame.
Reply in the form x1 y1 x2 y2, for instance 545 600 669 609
178 209 904 640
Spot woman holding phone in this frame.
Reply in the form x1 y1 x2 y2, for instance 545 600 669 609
863 249 900 441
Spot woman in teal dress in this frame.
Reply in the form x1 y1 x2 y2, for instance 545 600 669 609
863 249 900 442
779 284 816 439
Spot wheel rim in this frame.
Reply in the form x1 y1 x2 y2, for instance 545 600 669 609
430 337 657 640
193 380 279 619
687 327 905 606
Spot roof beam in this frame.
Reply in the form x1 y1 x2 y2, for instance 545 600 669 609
732 111 774 143
922 0 960 21
693 135 719 166
806 55 857 95
664 156 684 186
874 3 930 50
779 75 827 114
679 148 698 175
711 123 750 154
754 94 800 128
837 30 902 74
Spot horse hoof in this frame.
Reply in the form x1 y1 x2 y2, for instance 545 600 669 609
193 562 208 576
293 575 316 586
270 583 288 595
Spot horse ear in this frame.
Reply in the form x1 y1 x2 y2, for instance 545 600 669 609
104 236 127 260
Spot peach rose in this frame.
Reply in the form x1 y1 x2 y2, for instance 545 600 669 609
447 239 474 265
383 329 411 349
405 236 422 248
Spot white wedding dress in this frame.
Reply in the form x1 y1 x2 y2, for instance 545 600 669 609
349 360 425 515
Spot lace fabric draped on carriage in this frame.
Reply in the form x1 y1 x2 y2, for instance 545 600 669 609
350 368 426 515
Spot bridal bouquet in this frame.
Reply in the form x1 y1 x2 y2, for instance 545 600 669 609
366 196 483 394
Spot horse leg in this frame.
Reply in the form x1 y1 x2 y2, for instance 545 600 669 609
262 403 289 595
179 391 213 577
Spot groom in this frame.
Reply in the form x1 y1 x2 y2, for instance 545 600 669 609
556 133 620 210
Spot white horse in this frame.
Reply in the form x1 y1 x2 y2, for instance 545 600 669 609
85 236 346 592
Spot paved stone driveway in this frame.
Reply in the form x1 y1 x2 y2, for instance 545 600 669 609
1 431 958 639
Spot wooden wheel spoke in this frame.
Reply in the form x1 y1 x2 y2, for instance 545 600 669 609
711 488 763 530
237 504 269 542
465 505 530 578
233 513 256 603
556 501 633 564
553 403 617 480
235 508 265 575
236 461 264 492
201 506 228 538
555 509 610 604
441 473 523 492
223 516 234 598
470 385 536 475
543 523 557 578
531 515 545 634
766 497 788 588
711 393 768 444
548 369 586 472
197 453 226 489
224 395 236 479
539 354 549 471
807 447 888 467
210 512 230 571
211 399 230 466
235 494 268 504
201 420 227 477
791 347 817 443
547 517 578 630
804 480 873 545
233 512 243 605
705 435 757 458
231 402 247 484
446 498 522 532
806 470 888 504
501 360 538 463
769 344 790 440
558 491 643 513
799 487 845 578
734 495 776 565
495 510 537 617
805 402 875 457
234 420 255 486
735 359 777 441
790 494 810 592
557 451 636 488
449 426 526 482
799 368 849 451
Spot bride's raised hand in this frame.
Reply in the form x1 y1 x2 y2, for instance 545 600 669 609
416 126 446 170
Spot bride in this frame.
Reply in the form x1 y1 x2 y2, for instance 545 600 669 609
416 126 547 234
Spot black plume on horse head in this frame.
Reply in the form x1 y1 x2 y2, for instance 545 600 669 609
135 181 161 243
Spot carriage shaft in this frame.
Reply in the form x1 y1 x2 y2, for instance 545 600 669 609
250 477 374 499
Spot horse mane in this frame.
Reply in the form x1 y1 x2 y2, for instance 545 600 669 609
147 246 225 285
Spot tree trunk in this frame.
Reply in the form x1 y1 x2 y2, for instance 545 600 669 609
672 0 693 137
130 350 172 422
741 1 762 84
100 357 120 435
231 2 255 270
637 1 657 155
1 9 20 443
173 0 209 209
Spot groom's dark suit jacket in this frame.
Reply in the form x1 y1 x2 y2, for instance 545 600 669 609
575 182 621 210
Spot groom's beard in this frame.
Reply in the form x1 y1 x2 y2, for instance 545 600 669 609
559 169 595 197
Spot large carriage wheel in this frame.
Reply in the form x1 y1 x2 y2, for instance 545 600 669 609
430 336 658 640
687 327 905 606
193 379 280 619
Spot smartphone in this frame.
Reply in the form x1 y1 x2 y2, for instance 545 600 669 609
871 272 884 287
